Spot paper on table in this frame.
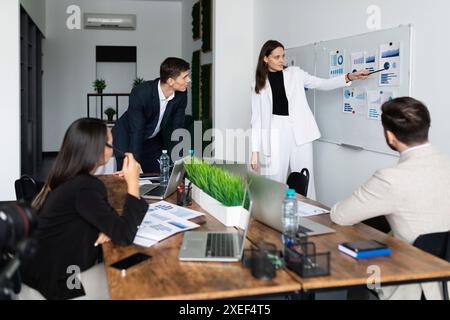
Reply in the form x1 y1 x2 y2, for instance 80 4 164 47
133 235 158 248
150 200 204 220
133 203 201 246
297 201 329 217
136 217 199 242
138 178 153 186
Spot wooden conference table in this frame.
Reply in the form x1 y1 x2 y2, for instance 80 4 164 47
99 175 300 300
99 175 450 299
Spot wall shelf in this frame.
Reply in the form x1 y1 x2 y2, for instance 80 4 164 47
87 93 130 121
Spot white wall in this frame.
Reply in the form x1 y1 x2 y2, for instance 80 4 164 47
0 0 21 200
213 0 254 161
96 62 136 118
20 0 46 35
249 0 450 206
43 0 182 151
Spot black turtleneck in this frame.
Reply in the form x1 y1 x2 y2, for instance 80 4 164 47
268 71 289 116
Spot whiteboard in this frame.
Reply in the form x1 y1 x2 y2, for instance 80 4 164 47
286 25 413 156
285 43 316 114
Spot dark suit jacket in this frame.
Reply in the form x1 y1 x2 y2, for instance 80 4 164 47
20 174 148 299
112 78 187 162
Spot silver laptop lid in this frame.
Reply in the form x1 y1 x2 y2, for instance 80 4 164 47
235 183 253 258
247 172 286 233
163 159 185 196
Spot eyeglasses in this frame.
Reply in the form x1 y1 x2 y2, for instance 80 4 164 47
106 143 126 157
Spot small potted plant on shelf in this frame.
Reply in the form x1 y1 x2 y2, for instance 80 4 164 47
93 78 107 94
133 77 145 88
104 107 116 122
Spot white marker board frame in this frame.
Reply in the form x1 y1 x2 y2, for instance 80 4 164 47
286 25 413 156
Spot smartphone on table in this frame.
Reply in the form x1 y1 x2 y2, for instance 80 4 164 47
110 252 151 271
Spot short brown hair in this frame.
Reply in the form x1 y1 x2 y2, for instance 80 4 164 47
160 57 190 83
381 97 431 145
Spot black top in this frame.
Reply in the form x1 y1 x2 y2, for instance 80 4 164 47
112 78 187 163
268 71 289 116
20 174 148 300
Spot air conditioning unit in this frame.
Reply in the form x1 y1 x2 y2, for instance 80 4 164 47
84 13 136 30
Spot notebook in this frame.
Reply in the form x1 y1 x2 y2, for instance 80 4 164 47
338 240 392 259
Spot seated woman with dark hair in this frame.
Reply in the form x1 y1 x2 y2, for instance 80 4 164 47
20 118 148 300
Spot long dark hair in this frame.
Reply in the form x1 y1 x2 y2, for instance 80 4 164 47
255 40 285 94
32 118 108 209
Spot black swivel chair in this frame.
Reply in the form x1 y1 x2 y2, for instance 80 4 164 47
413 231 450 300
363 216 391 234
287 168 309 197
14 175 44 204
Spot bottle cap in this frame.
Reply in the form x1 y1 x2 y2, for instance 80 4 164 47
286 189 296 198
162 150 167 154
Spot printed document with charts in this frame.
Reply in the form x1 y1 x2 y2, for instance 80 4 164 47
297 201 329 217
133 201 204 247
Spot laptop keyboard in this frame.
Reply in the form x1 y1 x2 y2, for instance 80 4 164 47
205 233 235 257
140 184 166 196
139 184 158 195
145 185 166 196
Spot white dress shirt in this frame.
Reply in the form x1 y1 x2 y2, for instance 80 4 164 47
149 80 175 139
400 142 431 157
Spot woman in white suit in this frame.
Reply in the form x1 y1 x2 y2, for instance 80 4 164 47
251 40 369 199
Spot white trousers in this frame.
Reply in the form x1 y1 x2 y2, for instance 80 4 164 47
260 115 316 200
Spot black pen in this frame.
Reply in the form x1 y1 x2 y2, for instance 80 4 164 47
367 67 387 75
106 143 126 158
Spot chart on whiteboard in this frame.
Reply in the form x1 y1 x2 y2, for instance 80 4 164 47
367 90 394 120
329 49 345 78
379 42 401 86
343 87 367 116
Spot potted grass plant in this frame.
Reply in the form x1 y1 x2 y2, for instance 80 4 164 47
184 157 250 227
184 158 250 227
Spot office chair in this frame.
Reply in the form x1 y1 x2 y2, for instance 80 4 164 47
413 231 450 300
287 168 309 197
363 216 391 234
14 175 43 204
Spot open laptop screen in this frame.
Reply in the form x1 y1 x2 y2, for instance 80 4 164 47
236 183 253 257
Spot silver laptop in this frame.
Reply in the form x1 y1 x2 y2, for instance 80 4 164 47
139 160 185 200
247 172 335 236
178 185 253 262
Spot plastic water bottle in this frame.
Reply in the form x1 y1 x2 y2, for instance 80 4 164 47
282 189 298 248
159 150 170 186
188 149 194 163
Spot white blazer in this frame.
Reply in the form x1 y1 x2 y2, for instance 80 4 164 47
251 66 350 156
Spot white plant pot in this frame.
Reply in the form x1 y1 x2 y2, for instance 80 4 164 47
187 179 249 228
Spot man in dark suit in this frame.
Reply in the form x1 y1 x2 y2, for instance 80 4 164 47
112 57 190 173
